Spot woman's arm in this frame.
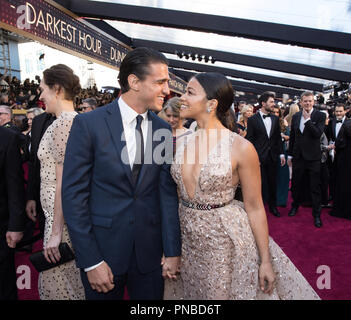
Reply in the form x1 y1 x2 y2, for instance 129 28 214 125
233 137 275 294
44 163 65 263
53 163 65 236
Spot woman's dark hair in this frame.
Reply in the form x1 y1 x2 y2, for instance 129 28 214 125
118 47 169 94
192 72 235 131
43 64 81 101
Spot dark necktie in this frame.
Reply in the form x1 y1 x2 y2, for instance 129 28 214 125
336 119 342 123
132 115 144 185
263 114 270 119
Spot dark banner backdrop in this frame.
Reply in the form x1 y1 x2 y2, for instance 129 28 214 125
0 0 187 94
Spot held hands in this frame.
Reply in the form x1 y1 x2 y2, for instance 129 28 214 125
161 255 181 280
6 231 23 248
26 200 37 222
259 261 276 295
44 231 62 263
87 262 115 293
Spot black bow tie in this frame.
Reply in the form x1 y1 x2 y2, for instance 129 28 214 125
263 114 270 119
336 119 343 123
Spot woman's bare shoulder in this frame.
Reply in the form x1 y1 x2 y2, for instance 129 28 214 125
231 133 258 162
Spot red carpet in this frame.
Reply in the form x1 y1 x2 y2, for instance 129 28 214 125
266 202 351 300
15 192 351 300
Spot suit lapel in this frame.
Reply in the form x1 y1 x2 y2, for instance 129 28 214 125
269 116 276 138
297 111 303 134
332 119 337 140
32 113 49 150
256 113 269 137
105 100 134 188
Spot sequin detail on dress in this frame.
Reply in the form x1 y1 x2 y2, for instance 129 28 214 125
37 111 85 300
164 130 320 300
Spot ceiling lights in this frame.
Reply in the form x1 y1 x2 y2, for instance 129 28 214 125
175 50 216 64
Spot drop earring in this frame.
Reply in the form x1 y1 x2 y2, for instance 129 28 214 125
207 107 212 113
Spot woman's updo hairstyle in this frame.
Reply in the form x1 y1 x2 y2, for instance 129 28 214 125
43 64 81 101
192 72 235 131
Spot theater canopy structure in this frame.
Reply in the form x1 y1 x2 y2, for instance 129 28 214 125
2 0 351 100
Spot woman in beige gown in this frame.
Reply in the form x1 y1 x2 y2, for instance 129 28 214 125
37 64 85 300
164 72 320 300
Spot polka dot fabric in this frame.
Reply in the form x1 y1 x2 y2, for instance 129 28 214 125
37 111 85 300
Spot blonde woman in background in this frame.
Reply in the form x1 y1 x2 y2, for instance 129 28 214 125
236 104 253 138
161 97 192 155
284 104 300 179
285 104 300 129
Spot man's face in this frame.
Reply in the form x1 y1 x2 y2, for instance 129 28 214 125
301 95 314 113
262 97 275 113
238 103 245 111
335 106 346 120
27 112 34 128
0 107 11 126
81 102 93 113
137 63 170 112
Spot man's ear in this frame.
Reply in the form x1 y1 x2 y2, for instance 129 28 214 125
128 74 140 92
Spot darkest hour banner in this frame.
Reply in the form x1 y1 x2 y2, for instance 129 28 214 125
0 0 187 94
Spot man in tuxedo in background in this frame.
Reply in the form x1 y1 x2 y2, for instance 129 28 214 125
25 112 55 236
330 108 351 219
0 127 26 300
246 91 285 217
326 103 347 202
62 47 181 300
287 91 326 227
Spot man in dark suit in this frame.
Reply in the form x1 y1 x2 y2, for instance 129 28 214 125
326 103 348 202
246 92 285 217
330 111 351 219
287 91 326 227
0 126 26 300
62 48 181 300
25 112 55 236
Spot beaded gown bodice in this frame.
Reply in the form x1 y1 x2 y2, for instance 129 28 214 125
165 130 320 300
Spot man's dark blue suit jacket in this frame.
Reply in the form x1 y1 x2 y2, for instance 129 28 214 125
62 99 181 275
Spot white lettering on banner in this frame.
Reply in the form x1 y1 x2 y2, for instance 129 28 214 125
79 31 102 54
110 47 126 63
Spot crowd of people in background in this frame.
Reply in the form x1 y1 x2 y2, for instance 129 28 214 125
1 57 351 300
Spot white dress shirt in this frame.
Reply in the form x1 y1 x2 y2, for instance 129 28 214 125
259 110 272 137
299 108 313 134
84 97 148 272
118 97 148 169
259 110 284 160
289 108 314 160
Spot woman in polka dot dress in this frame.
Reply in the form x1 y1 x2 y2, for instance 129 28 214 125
37 64 85 300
